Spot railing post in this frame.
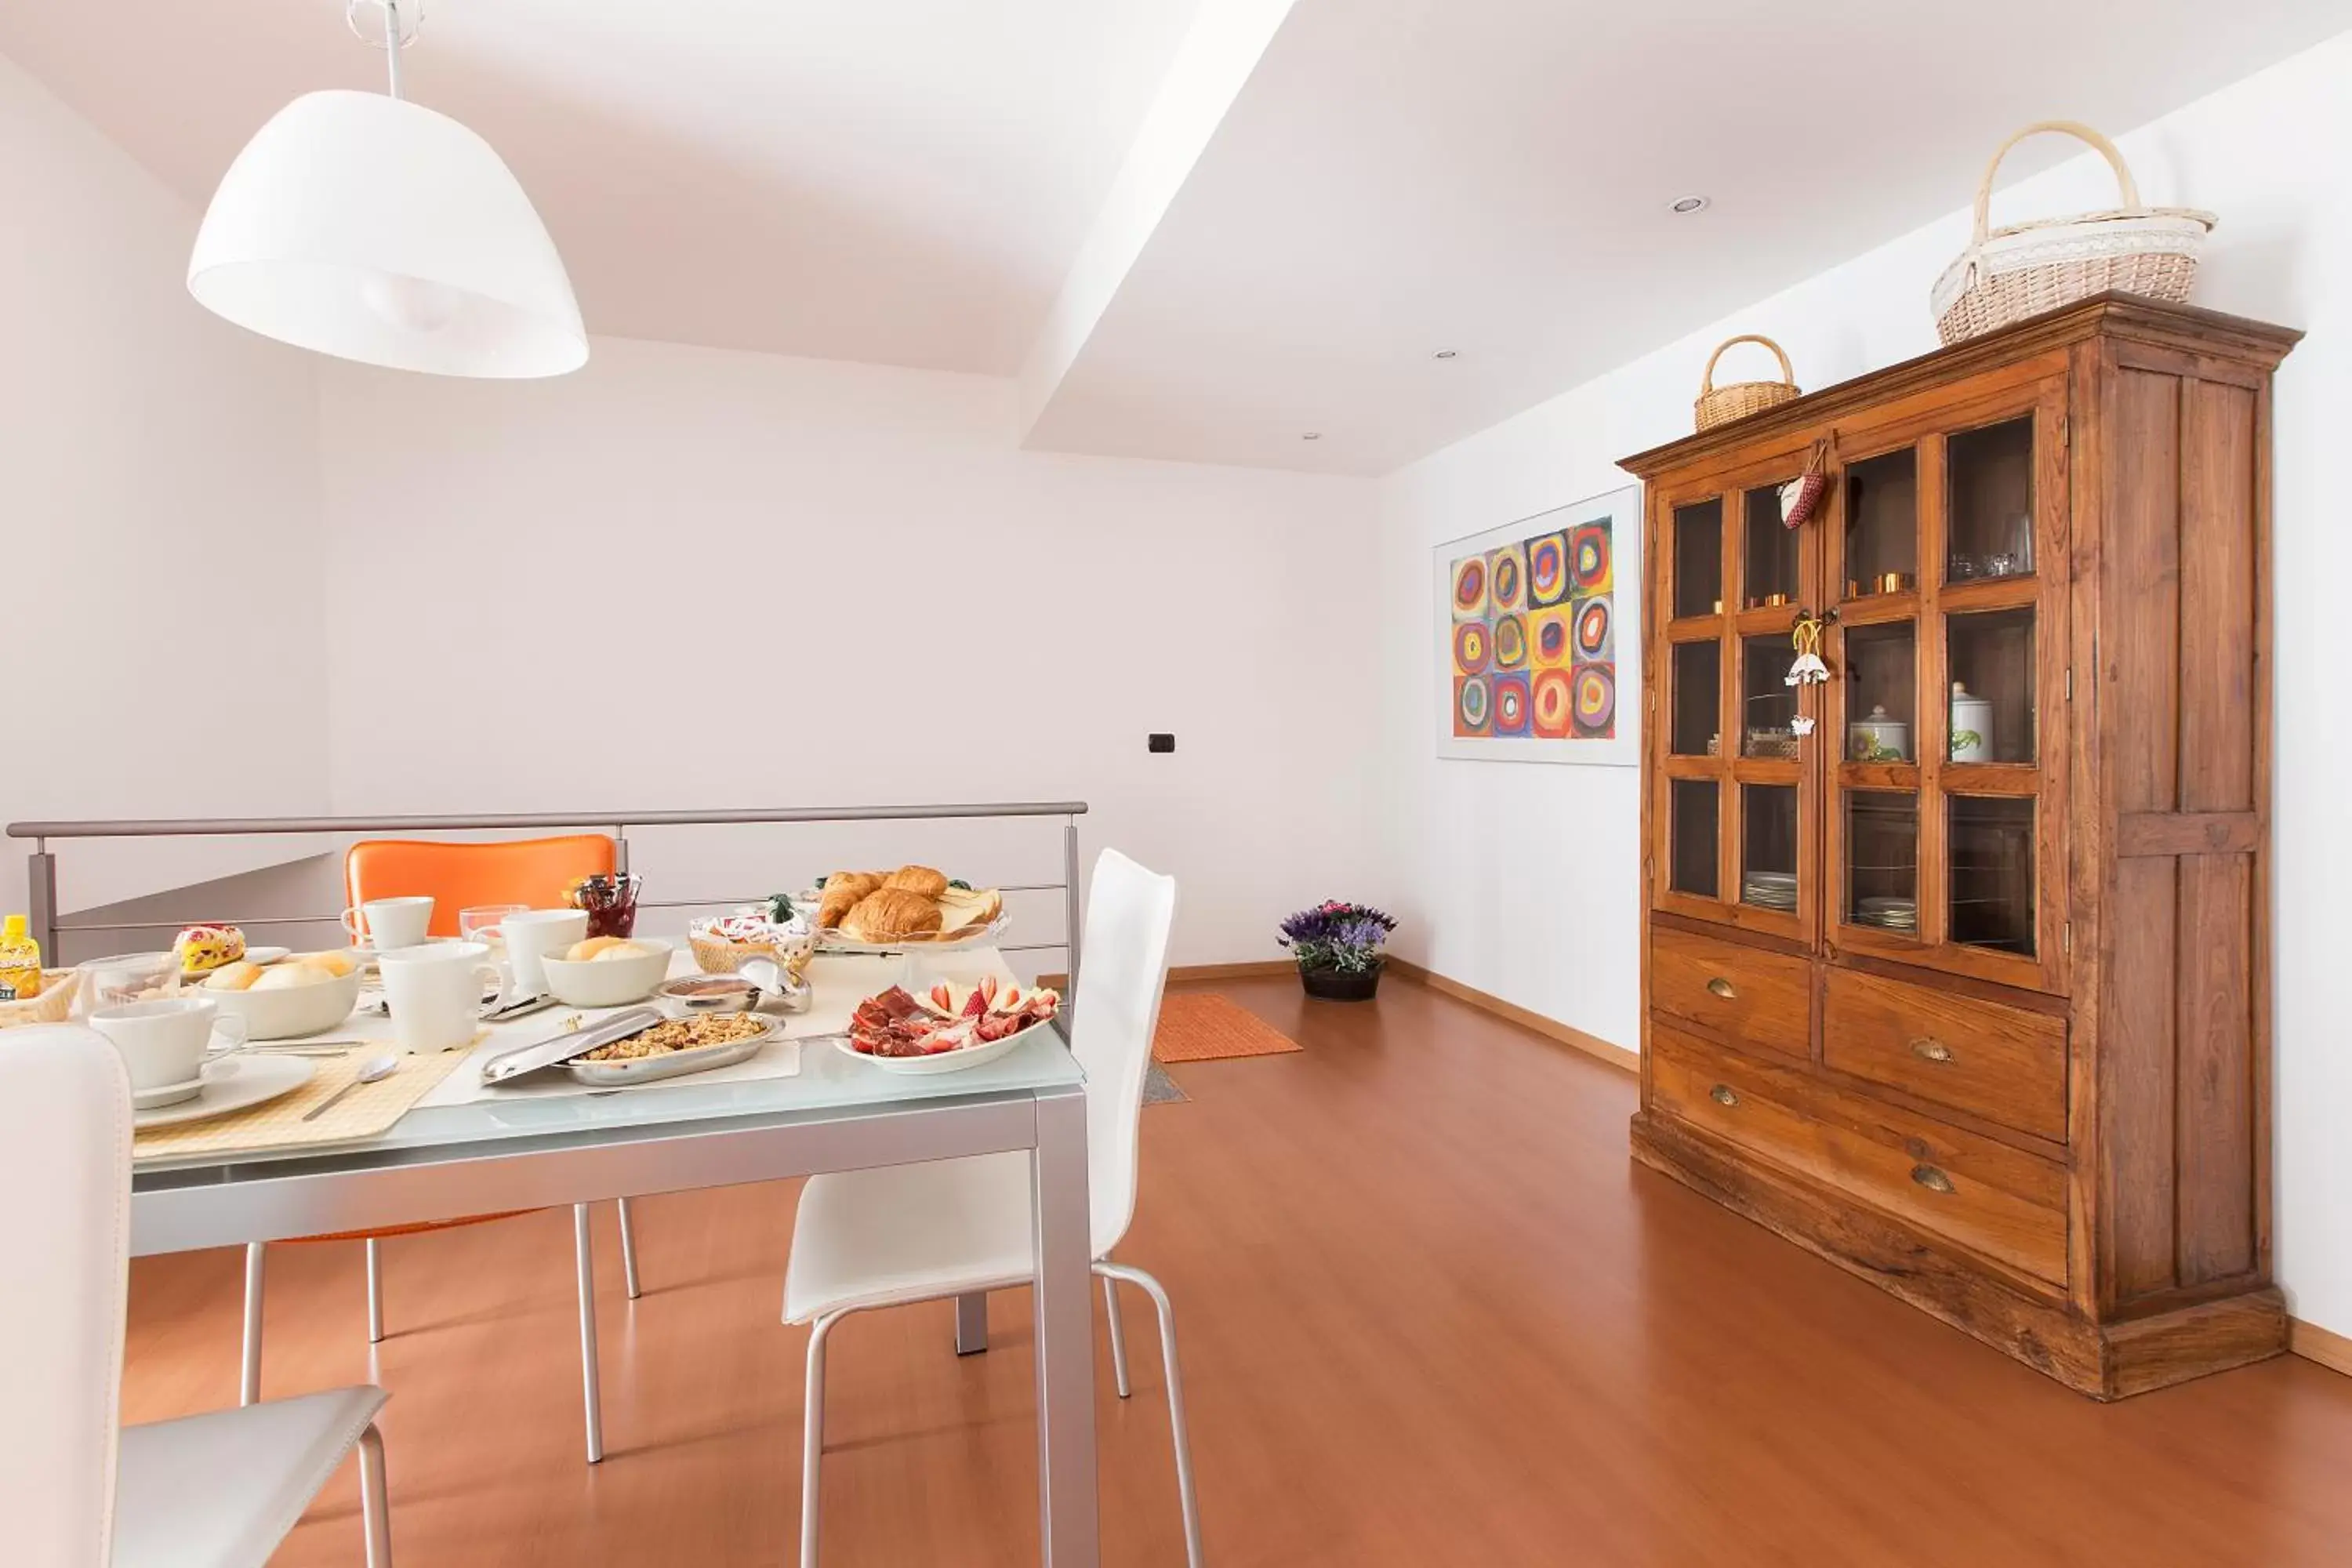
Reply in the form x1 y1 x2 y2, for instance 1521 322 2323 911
1062 818 1081 997
612 826 629 876
27 844 57 960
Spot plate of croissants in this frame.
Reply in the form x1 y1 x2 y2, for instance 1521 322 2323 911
811 866 1006 949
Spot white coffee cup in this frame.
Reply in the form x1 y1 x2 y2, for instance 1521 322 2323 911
496 909 590 998
377 941 503 1054
343 896 435 951
91 996 245 1094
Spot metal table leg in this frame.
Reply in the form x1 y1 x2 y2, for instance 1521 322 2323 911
1031 1083 1099 1567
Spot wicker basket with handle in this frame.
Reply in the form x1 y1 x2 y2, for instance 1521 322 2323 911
1931 121 2215 346
1693 335 1800 432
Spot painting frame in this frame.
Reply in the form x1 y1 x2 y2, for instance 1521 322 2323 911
1432 484 1642 767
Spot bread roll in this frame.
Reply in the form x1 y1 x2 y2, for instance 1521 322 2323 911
566 936 630 962
844 888 943 942
881 865 949 899
203 961 264 992
818 872 884 930
590 942 650 963
297 951 357 978
251 962 328 991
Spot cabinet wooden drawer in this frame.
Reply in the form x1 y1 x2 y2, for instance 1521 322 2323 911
1649 925 1810 1062
1823 967 2067 1142
1650 1025 2067 1287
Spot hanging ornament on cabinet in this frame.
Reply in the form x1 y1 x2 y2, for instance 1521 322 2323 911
1786 612 1832 685
1778 439 1831 529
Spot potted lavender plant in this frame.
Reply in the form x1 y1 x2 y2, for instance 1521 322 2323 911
1278 901 1398 1001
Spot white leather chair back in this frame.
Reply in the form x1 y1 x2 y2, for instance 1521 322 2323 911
1067 848 1177 1258
0 1025 132 1566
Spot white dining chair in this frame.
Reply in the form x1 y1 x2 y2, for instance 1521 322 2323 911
238 1200 628 1465
782 848 1200 1568
0 1024 393 1567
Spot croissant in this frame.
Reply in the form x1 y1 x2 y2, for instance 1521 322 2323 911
844 888 944 942
882 864 949 898
818 871 884 929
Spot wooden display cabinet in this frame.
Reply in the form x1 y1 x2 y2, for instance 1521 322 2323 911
1622 295 2299 1398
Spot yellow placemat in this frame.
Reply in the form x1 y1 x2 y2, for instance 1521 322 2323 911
134 1045 474 1160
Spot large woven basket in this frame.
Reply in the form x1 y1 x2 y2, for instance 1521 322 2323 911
1694 335 1800 431
1931 121 2215 346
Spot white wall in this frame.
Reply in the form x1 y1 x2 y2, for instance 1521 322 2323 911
314 338 1381 968
1377 31 2352 1338
0 50 329 924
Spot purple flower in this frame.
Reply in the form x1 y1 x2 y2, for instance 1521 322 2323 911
1279 901 1396 972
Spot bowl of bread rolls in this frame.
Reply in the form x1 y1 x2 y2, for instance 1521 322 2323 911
201 952 363 1039
539 935 674 1008
814 866 1005 948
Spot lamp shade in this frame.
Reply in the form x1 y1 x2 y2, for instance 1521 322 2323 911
189 89 586 378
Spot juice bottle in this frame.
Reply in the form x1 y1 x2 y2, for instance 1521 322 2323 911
0 914 42 1001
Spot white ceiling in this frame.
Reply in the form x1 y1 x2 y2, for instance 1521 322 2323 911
0 0 1202 375
4 0 2348 471
1024 0 2352 474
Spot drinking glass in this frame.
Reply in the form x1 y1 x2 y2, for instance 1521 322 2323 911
459 904 528 948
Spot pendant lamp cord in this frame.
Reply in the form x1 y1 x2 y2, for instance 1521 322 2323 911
383 1 404 100
347 0 417 101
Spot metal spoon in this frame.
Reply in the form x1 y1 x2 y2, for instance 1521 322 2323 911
303 1052 401 1122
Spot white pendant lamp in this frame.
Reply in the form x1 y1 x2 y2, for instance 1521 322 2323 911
188 1 586 378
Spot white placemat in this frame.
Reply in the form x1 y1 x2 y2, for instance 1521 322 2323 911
409 947 1020 1108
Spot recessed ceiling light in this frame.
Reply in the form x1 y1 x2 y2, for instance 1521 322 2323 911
1432 349 1459 360
1670 195 1710 215
1301 432 1323 441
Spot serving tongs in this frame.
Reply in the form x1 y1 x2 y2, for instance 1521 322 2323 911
479 1007 665 1086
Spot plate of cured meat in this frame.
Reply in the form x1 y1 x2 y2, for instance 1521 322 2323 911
841 975 1062 1074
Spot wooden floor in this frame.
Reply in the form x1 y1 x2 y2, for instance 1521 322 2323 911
123 978 2352 1566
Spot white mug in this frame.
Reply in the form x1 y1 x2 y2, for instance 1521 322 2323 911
91 996 245 1093
496 909 590 998
343 896 434 950
377 941 502 1054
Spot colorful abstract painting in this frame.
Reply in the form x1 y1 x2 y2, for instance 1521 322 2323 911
1435 487 1640 765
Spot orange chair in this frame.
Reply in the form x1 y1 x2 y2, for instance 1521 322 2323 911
345 834 617 937
239 835 640 1465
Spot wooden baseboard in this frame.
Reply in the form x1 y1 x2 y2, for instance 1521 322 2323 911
2290 1316 2352 1378
1040 960 1294 991
1385 958 1639 1073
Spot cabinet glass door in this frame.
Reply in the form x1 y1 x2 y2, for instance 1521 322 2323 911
1826 390 2066 991
1651 473 1817 944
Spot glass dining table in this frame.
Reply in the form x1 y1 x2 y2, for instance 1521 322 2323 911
130 955 1102 1567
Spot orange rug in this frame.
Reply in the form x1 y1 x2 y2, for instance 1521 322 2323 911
1152 993 1303 1064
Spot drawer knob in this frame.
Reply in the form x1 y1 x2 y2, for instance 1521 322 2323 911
1910 1037 1955 1064
1911 1164 1955 1194
1709 1083 1740 1108
1705 976 1738 1000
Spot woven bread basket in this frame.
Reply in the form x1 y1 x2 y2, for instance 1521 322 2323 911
1694 335 1800 431
1931 121 2215 346
0 969 80 1029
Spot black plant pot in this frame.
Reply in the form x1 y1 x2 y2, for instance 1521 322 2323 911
1298 960 1382 1002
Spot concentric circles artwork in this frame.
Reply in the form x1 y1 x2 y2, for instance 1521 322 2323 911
1492 612 1528 670
1434 485 1639 765
1526 530 1570 608
1528 605 1572 669
1531 667 1573 738
1491 672 1531 737
1454 674 1491 735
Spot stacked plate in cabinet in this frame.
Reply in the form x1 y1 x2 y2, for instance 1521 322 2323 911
1740 871 1798 912
1853 895 1918 932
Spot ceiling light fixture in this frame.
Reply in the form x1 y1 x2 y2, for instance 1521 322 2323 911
1301 432 1323 441
187 0 586 378
1669 195 1711 215
1432 349 1459 360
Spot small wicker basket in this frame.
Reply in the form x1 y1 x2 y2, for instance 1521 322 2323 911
1931 121 2215 346
1694 335 1800 431
0 970 80 1029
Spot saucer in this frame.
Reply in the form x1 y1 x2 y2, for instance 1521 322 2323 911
131 1076 205 1110
133 1054 316 1130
